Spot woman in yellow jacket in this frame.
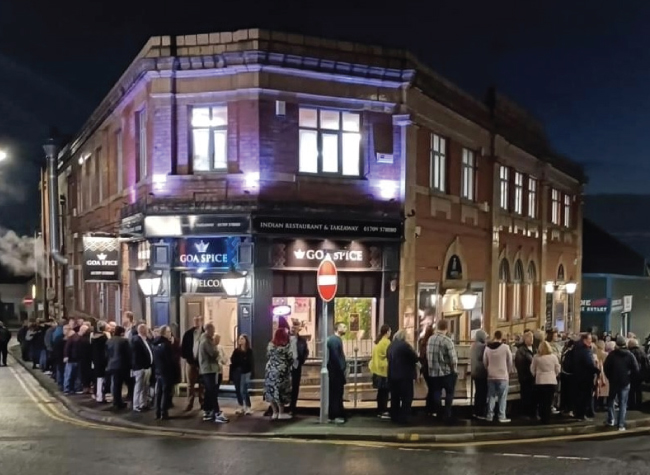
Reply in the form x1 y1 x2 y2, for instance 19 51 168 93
369 324 392 419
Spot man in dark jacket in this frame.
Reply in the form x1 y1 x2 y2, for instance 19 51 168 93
181 316 204 411
604 336 639 431
289 319 309 414
77 325 93 394
63 326 82 394
106 326 132 410
91 322 109 402
573 333 600 421
514 331 536 419
131 324 154 412
327 322 348 424
387 330 420 424
17 320 29 361
152 325 175 420
470 330 488 419
627 338 647 409
0 321 11 366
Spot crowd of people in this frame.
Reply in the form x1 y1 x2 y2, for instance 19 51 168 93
13 312 317 424
368 319 650 430
14 311 649 430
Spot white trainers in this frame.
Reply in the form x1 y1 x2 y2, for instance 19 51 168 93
278 413 292 420
235 406 244 415
244 407 252 415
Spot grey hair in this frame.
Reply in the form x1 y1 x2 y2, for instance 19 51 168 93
628 338 639 348
393 330 407 341
97 321 107 332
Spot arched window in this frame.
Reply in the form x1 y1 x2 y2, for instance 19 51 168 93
498 259 510 321
525 262 537 318
512 260 524 320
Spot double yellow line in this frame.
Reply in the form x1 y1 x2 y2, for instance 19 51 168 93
10 360 650 449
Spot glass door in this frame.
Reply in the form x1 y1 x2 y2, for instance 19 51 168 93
334 297 377 358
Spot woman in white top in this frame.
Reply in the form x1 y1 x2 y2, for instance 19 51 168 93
531 341 561 424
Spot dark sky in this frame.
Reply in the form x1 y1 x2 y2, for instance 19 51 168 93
1 0 649 234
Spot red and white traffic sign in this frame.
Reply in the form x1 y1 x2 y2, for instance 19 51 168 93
316 254 338 302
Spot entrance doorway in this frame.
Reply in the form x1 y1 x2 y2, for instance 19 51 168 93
181 295 238 381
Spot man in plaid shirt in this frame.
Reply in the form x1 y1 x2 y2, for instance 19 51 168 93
426 319 458 422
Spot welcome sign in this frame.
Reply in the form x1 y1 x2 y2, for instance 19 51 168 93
82 236 121 282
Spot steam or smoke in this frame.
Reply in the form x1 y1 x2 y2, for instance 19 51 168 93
0 229 46 276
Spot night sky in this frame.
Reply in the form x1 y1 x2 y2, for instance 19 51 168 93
1 0 649 234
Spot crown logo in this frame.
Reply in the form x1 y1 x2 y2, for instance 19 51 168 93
194 240 209 253
293 249 305 259
97 253 107 261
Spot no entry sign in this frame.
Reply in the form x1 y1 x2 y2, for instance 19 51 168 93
317 254 338 302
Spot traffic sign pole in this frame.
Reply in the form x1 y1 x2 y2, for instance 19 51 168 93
320 299 329 424
316 255 338 424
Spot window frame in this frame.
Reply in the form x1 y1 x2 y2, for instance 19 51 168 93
135 109 147 182
430 133 447 193
525 262 537 318
563 194 571 227
513 172 523 214
190 105 229 173
115 130 123 192
512 260 524 320
499 165 509 210
498 259 510 321
461 148 476 201
528 177 537 218
298 107 362 177
551 189 561 225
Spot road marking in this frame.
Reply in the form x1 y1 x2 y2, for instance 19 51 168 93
7 358 646 451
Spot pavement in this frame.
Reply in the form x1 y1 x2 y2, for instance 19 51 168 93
5 354 650 475
11 344 650 445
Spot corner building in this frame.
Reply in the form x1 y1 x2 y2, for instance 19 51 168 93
48 29 584 383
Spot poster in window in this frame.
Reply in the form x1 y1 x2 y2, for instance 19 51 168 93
469 290 484 339
416 282 438 339
348 313 360 332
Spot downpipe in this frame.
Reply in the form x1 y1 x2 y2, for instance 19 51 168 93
43 139 68 266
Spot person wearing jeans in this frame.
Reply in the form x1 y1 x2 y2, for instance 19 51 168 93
483 330 513 423
426 319 459 422
604 335 639 431
198 324 229 423
231 334 254 415
63 327 82 394
531 341 560 424
369 325 391 419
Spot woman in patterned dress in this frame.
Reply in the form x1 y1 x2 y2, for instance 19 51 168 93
265 328 294 420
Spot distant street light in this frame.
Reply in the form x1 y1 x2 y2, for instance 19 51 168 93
0 150 7 162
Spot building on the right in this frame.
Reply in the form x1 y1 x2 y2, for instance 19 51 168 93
581 219 650 338
399 86 587 342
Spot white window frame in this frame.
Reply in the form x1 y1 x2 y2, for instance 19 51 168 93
298 107 361 177
96 147 103 203
551 189 561 225
498 259 510 321
86 156 92 208
563 194 571 227
528 177 537 218
525 262 536 318
116 130 123 192
430 133 446 192
136 109 147 181
499 165 509 210
514 172 523 214
191 105 228 172
461 148 475 201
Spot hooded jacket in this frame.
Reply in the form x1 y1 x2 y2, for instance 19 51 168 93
483 341 513 381
604 347 639 388
470 330 488 379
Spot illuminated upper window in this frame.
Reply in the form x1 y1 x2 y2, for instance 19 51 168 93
299 108 361 176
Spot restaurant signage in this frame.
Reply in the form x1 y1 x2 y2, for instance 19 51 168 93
271 240 382 270
145 215 250 237
82 236 120 282
252 215 402 240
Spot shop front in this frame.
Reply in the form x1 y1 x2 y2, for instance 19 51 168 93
249 214 402 377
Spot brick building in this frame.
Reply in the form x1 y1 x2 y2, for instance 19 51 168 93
41 29 585 379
